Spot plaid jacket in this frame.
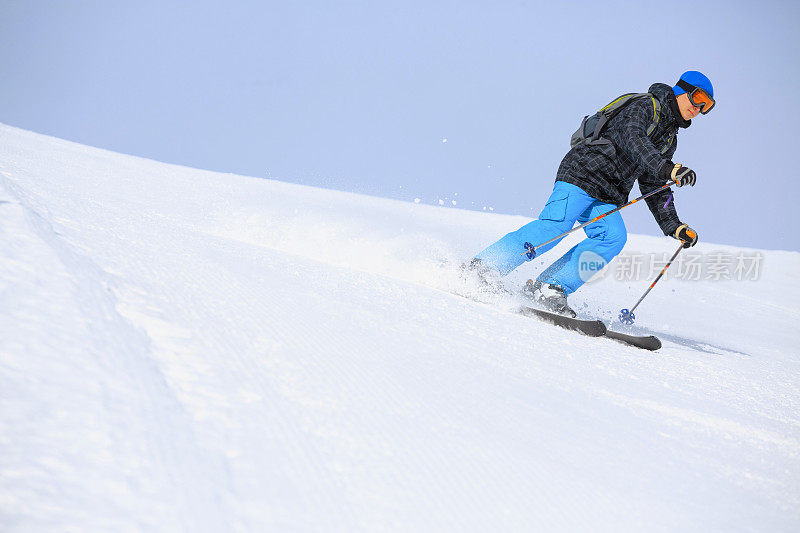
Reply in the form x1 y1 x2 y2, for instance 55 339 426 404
556 83 690 236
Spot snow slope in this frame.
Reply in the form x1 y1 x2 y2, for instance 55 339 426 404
1 123 798 531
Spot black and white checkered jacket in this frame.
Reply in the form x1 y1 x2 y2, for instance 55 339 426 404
556 82 690 236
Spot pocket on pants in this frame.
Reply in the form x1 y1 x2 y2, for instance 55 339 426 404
538 190 569 222
584 223 607 241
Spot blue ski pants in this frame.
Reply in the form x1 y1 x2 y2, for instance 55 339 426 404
475 181 627 295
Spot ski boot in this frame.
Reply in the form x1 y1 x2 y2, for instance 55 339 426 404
523 279 577 318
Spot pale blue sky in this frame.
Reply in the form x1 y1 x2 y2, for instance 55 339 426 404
2 0 799 250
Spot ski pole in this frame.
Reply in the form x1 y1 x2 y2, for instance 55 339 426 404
618 240 685 325
521 180 677 259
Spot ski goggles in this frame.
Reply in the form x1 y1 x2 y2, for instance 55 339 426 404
676 79 715 114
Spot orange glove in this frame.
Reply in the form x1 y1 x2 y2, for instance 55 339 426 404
674 224 698 248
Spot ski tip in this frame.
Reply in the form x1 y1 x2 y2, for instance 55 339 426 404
634 335 662 351
604 329 662 351
651 336 662 351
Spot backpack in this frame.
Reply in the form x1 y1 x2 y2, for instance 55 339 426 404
570 93 669 153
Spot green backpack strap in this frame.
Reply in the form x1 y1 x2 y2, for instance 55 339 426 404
643 95 660 136
639 95 673 154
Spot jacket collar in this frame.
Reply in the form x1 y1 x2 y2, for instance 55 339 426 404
667 92 692 129
649 83 691 129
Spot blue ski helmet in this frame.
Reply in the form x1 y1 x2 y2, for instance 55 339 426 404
673 71 714 98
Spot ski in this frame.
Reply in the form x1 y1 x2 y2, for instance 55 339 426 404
452 276 661 349
603 329 662 351
518 306 607 337
518 306 662 350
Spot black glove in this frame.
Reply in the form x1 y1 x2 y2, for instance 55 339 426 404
673 224 698 248
659 161 696 187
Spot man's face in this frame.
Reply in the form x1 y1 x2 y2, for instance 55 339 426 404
676 93 702 121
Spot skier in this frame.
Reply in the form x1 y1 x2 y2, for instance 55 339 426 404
470 71 715 317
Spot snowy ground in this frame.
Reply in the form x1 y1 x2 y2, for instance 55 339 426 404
1 123 798 531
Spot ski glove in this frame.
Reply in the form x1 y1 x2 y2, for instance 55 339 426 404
659 162 696 187
673 224 698 248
